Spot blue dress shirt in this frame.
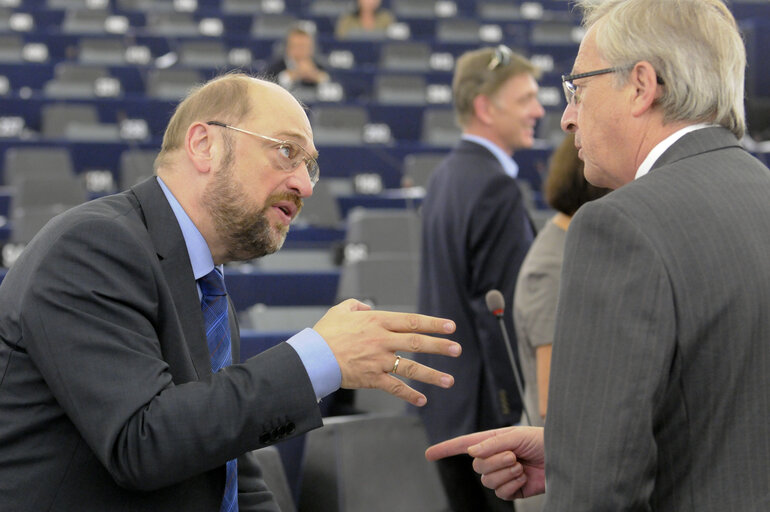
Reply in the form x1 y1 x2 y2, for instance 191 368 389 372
157 177 341 401
461 134 520 178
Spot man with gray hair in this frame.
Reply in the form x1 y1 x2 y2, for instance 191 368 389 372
426 1 770 510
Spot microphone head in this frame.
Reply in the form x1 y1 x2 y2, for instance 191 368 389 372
485 289 505 317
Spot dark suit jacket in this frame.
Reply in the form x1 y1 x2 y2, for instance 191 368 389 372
0 178 322 511
545 127 770 511
414 139 533 443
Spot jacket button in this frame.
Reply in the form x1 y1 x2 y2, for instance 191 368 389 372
259 432 271 444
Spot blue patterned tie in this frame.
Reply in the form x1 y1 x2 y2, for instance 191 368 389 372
198 269 238 512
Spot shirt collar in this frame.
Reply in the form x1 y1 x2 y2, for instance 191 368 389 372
156 176 216 280
635 123 715 180
461 134 519 178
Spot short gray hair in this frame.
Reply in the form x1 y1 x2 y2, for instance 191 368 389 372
576 0 745 139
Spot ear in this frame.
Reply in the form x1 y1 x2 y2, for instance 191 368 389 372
472 94 495 125
185 122 215 175
628 61 662 118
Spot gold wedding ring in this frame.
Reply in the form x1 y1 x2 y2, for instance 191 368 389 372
390 355 401 374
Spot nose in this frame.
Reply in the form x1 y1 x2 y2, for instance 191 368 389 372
286 165 314 198
560 102 577 133
534 99 546 119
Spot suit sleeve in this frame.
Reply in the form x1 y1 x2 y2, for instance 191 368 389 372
544 200 676 511
22 216 322 492
468 173 533 420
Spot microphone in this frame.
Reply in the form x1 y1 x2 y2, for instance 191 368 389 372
485 289 532 426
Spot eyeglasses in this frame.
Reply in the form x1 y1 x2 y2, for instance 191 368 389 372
487 45 513 71
561 67 621 106
561 66 665 106
206 121 319 187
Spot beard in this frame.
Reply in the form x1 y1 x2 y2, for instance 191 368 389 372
202 158 303 263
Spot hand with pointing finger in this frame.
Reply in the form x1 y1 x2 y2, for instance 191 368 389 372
425 426 546 500
313 299 461 407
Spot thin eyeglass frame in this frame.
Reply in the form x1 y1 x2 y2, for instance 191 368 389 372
206 120 319 187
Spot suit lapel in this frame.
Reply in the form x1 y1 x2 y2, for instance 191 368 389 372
130 177 212 380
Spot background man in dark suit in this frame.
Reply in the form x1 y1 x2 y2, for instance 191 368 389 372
0 73 462 511
426 0 770 510
413 45 544 511
263 24 329 91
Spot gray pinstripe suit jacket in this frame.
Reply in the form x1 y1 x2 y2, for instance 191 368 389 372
544 127 770 511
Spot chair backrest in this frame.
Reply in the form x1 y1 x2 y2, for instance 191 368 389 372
344 207 421 256
3 147 75 186
436 18 481 43
311 105 368 146
178 40 228 68
78 38 127 65
379 42 431 72
392 0 436 19
252 446 297 512
146 68 203 100
41 103 100 139
307 0 350 17
44 63 110 98
62 8 109 34
119 149 158 190
244 304 328 332
9 205 64 244
0 34 24 63
222 0 265 14
298 414 449 512
421 108 461 147
530 22 579 45
14 176 88 210
402 152 445 188
294 179 342 227
336 254 420 309
477 1 522 20
146 12 200 36
251 14 297 39
374 74 427 105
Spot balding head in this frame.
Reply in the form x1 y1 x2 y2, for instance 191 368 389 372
155 73 305 173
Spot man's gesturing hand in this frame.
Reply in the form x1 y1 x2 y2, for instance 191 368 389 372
313 299 461 407
425 426 546 500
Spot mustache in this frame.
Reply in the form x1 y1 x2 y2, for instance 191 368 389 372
266 191 303 214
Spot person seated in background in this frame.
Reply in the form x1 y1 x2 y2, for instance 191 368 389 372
514 132 611 429
263 24 329 90
334 0 395 39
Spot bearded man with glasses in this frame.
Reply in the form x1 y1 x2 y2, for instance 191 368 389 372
0 73 463 511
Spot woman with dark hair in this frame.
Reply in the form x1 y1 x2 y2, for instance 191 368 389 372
510 133 610 511
515 133 611 425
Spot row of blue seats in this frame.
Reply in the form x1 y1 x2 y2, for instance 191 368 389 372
0 29 582 67
0 95 449 138
7 0 578 25
0 138 552 190
11 0 770 25
2 7 582 43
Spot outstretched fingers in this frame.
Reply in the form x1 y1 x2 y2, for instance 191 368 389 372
372 358 454 407
425 427 516 461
